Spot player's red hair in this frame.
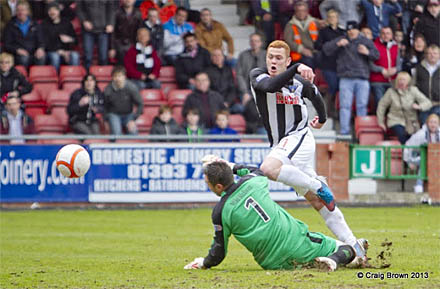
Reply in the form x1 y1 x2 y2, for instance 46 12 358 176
267 40 291 58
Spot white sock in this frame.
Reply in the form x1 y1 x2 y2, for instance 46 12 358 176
276 165 322 195
319 206 357 246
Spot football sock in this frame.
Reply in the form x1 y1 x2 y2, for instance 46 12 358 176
319 206 357 246
276 165 322 195
328 244 355 265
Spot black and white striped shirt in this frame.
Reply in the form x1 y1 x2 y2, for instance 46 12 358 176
250 64 327 147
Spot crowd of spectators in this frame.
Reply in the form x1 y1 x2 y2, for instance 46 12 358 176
1 0 439 146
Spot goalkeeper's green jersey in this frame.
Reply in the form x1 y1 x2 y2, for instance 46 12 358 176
203 165 336 270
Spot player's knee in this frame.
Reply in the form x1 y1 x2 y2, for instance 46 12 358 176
260 162 279 180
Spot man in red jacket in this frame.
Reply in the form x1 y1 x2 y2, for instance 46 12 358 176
124 27 161 90
370 26 400 109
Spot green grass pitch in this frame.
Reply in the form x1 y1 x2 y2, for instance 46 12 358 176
1 206 439 289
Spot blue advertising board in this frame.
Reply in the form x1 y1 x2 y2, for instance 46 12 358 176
1 143 302 203
0 145 88 202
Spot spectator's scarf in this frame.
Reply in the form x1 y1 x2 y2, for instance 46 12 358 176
135 42 154 75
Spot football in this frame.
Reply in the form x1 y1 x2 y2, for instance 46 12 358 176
56 144 91 178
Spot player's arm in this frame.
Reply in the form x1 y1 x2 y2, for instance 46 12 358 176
295 75 327 126
233 164 265 177
250 63 301 93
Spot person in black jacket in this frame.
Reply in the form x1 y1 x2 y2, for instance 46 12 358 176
149 104 183 141
143 7 164 61
414 0 440 47
175 32 211 89
41 2 79 71
205 49 241 114
67 74 105 134
0 52 33 110
3 1 46 67
314 9 345 118
182 72 226 129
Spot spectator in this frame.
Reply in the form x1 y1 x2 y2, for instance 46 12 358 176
150 104 182 141
104 66 143 135
360 26 373 40
181 108 205 142
124 28 161 90
314 9 345 118
0 95 34 143
205 49 241 114
195 8 235 66
175 32 211 89
404 113 440 193
236 33 265 134
414 44 440 123
277 0 295 30
1 0 31 34
236 0 251 26
414 0 440 47
394 29 406 62
323 21 380 135
110 0 144 65
143 8 164 59
41 2 79 71
283 1 318 68
3 1 46 67
370 27 401 108
377 71 432 144
360 0 402 39
29 0 75 22
209 109 238 142
319 0 362 29
162 6 193 66
250 0 275 47
0 52 32 108
76 0 118 69
403 33 426 74
398 0 426 36
139 0 176 23
182 72 226 129
67 74 105 135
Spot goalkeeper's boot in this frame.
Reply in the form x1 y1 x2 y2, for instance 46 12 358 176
347 238 369 268
314 257 337 272
316 176 335 211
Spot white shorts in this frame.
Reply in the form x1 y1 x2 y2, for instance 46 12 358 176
267 128 317 195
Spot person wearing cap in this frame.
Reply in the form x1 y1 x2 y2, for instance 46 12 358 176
322 21 379 135
360 0 402 39
41 1 80 71
414 0 440 47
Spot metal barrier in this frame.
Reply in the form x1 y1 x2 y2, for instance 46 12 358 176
350 144 427 180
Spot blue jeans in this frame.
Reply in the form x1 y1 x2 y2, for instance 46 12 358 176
83 31 109 69
322 69 339 97
371 82 391 109
47 51 80 71
339 78 370 135
132 79 161 90
390 124 409 144
16 54 46 67
419 105 440 124
106 113 138 135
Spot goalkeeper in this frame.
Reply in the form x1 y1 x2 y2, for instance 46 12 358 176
184 156 355 271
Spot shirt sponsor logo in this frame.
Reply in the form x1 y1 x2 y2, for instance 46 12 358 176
276 92 300 105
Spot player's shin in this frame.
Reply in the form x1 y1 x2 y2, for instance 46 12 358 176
319 206 357 247
328 242 356 266
276 165 321 194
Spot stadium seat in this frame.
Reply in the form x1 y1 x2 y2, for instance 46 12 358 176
314 69 328 92
229 114 246 134
136 113 154 134
33 83 59 101
161 82 178 97
46 90 71 112
376 140 403 176
34 114 66 134
15 65 28 79
22 90 46 119
29 65 58 83
355 116 384 145
158 66 176 83
167 89 191 107
172 106 183 124
89 65 113 82
62 82 82 93
59 65 86 84
97 81 110 92
140 89 167 106
143 106 160 118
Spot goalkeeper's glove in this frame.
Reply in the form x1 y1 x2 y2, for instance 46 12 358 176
201 154 235 170
184 257 205 270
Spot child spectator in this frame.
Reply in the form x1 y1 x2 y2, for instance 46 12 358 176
404 113 440 193
181 108 205 143
124 28 161 90
0 95 34 143
67 74 105 135
209 110 238 142
150 104 182 141
360 27 373 40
